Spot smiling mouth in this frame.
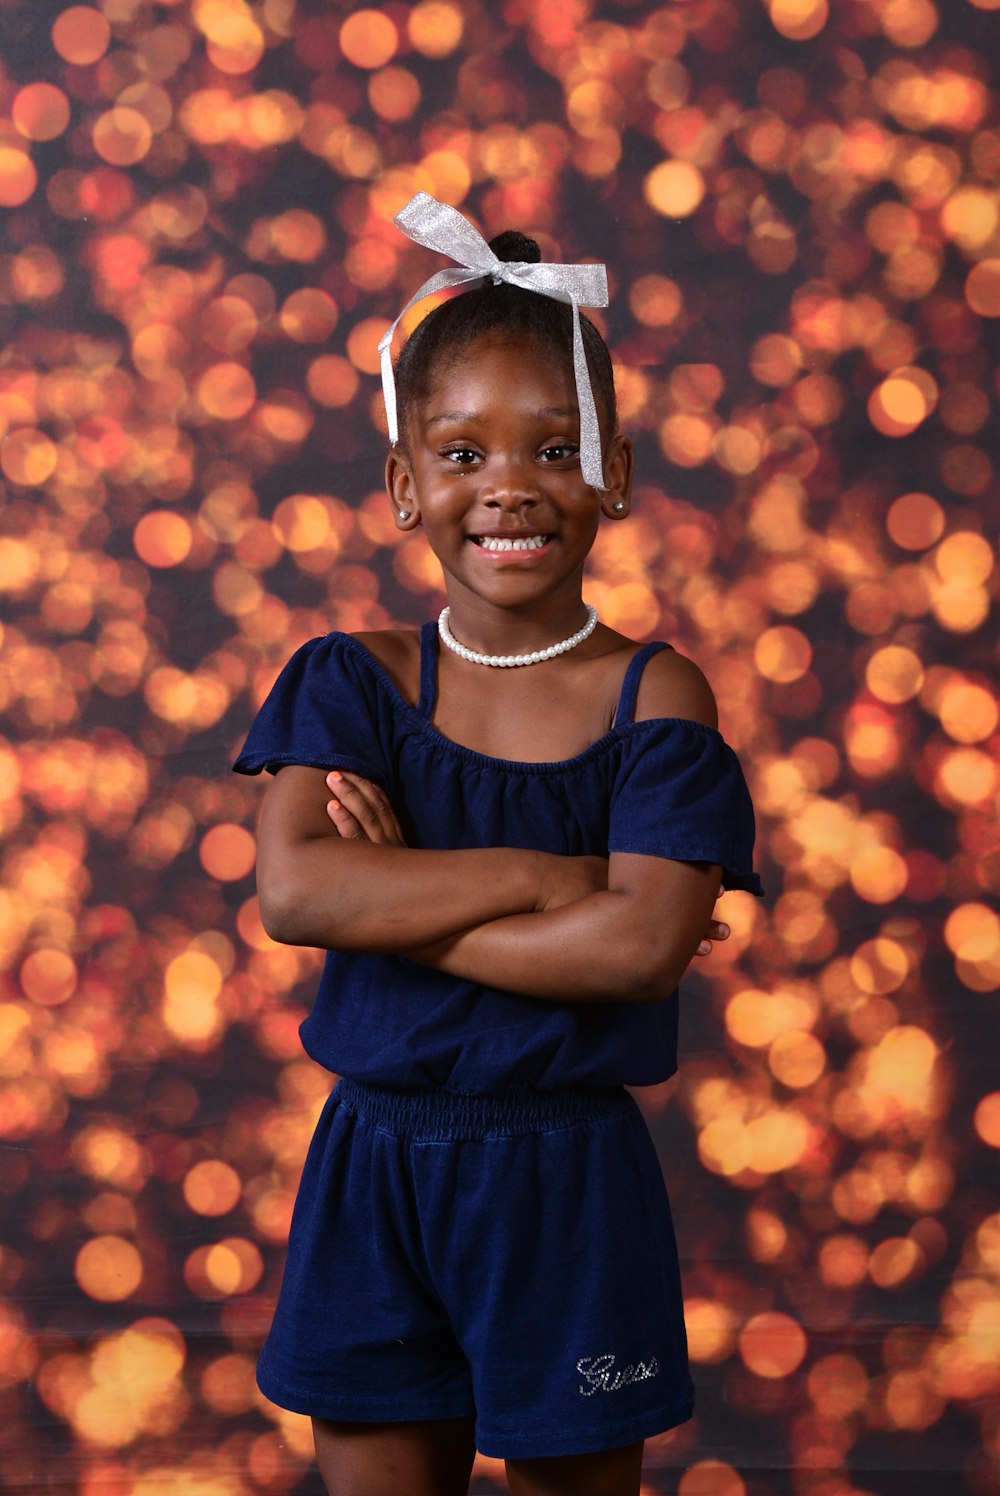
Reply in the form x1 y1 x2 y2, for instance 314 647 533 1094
471 534 551 552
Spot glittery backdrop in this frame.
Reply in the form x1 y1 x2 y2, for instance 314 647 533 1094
1 2 998 1493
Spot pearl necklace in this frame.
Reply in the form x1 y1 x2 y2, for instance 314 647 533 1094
438 604 599 668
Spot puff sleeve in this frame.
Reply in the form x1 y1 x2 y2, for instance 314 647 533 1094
232 634 392 785
609 719 763 896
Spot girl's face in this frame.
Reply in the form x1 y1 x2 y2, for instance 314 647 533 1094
386 334 632 619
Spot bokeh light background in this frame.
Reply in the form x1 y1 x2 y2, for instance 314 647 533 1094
1 0 998 1492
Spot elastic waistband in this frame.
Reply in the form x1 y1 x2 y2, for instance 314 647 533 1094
333 1077 631 1141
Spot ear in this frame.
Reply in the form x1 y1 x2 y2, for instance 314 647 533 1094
599 433 634 520
385 447 422 531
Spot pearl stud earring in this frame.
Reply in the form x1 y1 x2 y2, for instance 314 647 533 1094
398 509 411 521
612 500 626 513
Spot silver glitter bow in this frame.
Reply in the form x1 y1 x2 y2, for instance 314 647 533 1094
378 192 610 490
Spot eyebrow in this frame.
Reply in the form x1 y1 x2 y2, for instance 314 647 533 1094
424 406 580 428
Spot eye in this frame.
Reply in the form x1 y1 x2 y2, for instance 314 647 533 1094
538 443 580 463
441 446 480 465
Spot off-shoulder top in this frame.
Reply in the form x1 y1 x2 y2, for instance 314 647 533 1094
233 624 762 1091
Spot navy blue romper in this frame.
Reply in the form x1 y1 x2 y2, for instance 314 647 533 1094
233 624 762 1459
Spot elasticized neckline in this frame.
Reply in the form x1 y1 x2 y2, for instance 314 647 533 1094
337 629 724 777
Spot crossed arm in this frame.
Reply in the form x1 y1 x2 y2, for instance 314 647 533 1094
256 776 725 1007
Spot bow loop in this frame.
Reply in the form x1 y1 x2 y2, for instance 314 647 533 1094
379 192 611 490
394 192 501 279
498 258 609 312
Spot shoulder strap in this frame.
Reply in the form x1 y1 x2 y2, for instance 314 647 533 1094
417 619 438 718
615 642 673 726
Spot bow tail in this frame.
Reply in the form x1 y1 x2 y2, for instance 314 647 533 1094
571 303 608 491
378 265 484 446
379 337 400 446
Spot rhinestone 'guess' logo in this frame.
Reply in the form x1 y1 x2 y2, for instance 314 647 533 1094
576 1353 660 1396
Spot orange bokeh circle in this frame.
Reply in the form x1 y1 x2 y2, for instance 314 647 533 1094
739 1311 808 1378
340 10 398 69
52 6 112 65
12 84 71 142
0 149 38 207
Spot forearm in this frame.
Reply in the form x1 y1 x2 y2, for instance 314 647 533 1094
408 871 721 1004
258 839 548 952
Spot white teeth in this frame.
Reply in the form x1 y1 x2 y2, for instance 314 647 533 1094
478 535 547 551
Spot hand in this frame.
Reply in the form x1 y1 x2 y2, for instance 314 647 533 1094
695 918 730 957
534 854 610 913
325 771 407 847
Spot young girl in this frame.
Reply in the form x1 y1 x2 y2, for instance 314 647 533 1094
234 194 762 1496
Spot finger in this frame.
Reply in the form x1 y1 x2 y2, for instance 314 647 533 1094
696 939 712 957
328 772 407 846
329 770 396 829
325 796 368 841
708 920 731 941
348 776 406 845
326 771 401 844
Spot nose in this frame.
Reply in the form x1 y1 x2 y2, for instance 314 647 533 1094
480 452 539 510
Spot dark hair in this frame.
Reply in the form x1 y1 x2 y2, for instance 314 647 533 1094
393 229 618 443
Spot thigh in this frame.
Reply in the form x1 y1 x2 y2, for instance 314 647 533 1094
506 1440 645 1496
312 1416 477 1496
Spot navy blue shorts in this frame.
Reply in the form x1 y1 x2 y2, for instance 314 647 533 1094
256 1079 693 1459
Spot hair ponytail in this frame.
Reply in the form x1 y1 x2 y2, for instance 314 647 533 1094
487 231 541 266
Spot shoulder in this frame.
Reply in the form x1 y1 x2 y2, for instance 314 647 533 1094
348 629 422 706
632 646 718 729
276 628 417 699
